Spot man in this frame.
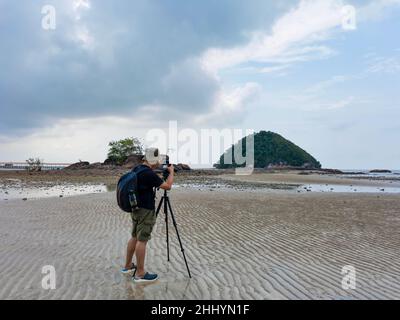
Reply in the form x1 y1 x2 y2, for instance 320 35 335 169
121 148 174 283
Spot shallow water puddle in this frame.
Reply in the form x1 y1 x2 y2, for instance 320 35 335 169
0 183 111 201
298 184 400 194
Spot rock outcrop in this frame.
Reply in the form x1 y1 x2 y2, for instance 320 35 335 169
175 163 191 171
64 161 90 170
63 156 191 172
370 169 392 173
122 154 144 169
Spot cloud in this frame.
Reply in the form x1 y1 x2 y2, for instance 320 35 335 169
194 82 262 125
258 64 292 74
277 73 370 112
2 0 400 165
365 54 400 74
200 0 400 76
2 0 399 134
160 58 219 111
318 96 355 110
0 112 163 162
201 0 345 75
0 82 262 163
287 94 358 111
358 0 400 21
73 0 90 12
0 0 288 133
304 75 350 94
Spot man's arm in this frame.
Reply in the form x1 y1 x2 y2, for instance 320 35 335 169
159 165 174 190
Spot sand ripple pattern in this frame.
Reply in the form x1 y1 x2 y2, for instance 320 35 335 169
0 190 400 299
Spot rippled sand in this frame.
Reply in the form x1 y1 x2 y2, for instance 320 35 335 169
1 190 400 300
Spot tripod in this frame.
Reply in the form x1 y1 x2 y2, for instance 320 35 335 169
155 189 192 278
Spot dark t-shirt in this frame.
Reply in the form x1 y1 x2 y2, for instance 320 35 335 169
135 165 163 210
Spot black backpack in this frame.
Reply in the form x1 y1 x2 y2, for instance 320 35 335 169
116 165 149 213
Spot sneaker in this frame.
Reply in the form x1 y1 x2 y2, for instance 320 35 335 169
121 263 136 274
133 272 159 283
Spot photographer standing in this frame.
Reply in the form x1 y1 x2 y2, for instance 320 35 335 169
121 148 174 283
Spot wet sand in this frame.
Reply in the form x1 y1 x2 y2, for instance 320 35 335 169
221 172 400 188
1 189 400 300
3 170 400 202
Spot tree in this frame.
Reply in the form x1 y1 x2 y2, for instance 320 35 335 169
107 137 144 165
26 158 43 172
215 131 321 169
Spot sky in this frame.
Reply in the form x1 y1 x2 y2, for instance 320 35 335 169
0 0 399 169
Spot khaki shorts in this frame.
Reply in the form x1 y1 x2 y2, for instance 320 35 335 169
131 208 157 241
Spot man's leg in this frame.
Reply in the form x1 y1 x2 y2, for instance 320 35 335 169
124 237 137 269
133 209 158 281
135 240 147 277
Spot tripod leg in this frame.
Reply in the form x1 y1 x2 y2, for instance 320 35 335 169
155 196 164 217
164 195 170 262
166 198 192 278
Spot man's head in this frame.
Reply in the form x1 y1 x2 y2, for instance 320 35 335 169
142 148 161 169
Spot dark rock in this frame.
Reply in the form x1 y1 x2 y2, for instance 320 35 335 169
370 169 392 173
103 158 117 165
342 171 366 175
22 198 27 201
122 154 143 169
64 161 90 170
85 162 103 169
319 168 344 174
177 163 191 171
301 162 315 169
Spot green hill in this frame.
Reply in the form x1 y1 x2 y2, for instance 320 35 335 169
215 131 321 169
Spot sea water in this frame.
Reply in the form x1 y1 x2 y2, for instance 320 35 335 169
0 181 111 201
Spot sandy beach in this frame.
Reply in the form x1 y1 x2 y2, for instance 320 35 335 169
1 180 400 299
220 172 400 187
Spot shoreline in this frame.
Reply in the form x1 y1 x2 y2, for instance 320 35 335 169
1 168 400 184
2 169 400 201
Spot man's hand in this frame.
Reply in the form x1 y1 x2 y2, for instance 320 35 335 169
167 164 175 174
159 164 175 191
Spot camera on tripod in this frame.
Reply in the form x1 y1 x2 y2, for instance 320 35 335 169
160 154 176 180
155 155 192 278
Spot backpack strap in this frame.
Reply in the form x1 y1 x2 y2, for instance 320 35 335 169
133 165 151 176
129 166 150 206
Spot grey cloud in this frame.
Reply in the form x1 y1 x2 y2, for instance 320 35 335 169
160 59 219 110
0 0 290 133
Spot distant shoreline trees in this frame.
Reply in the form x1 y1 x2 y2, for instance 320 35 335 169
26 158 44 172
106 137 144 165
